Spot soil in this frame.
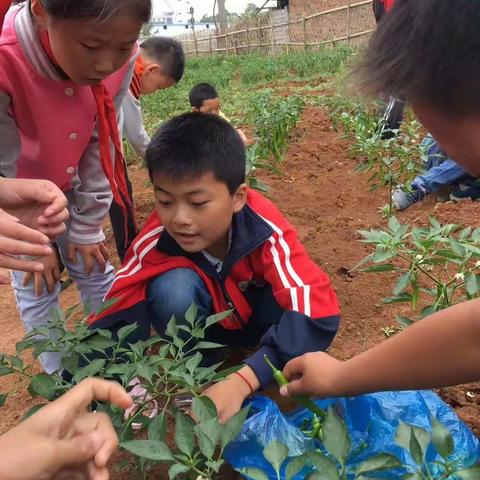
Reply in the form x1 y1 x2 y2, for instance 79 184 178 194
0 105 479 478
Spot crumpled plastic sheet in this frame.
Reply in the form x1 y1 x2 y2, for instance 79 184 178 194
224 391 480 479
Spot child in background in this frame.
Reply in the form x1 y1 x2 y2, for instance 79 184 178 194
90 113 340 423
0 0 151 373
392 134 480 211
189 82 250 146
111 36 185 261
280 0 480 400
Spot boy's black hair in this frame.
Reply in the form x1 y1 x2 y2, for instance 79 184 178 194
36 0 151 22
146 113 246 195
355 0 480 115
189 83 219 109
140 37 185 83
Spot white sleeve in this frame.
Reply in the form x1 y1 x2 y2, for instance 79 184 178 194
122 90 151 159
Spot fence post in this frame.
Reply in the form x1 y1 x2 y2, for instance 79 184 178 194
271 13 275 55
209 30 213 55
258 17 263 54
226 31 229 55
303 13 307 51
346 0 351 46
246 26 250 54
194 31 198 56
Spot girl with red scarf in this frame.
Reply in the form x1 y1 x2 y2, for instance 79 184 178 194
0 0 151 373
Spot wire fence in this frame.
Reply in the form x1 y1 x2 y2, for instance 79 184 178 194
176 1 375 57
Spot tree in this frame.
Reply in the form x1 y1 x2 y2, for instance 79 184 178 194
244 2 259 15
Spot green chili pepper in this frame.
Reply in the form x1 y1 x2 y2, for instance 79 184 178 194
264 355 326 420
302 414 322 438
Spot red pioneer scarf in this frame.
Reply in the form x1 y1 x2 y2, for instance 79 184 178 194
37 26 135 246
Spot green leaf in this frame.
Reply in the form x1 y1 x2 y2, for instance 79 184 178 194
356 453 402 475
174 411 195 456
136 363 156 383
22 403 47 420
238 467 269 480
148 412 167 442
322 407 350 466
195 419 218 458
285 454 307 480
185 351 203 373
363 264 396 273
166 316 179 339
0 393 8 407
308 451 340 479
185 303 198 326
205 310 232 329
393 272 412 296
206 459 224 473
383 293 412 304
72 359 106 384
117 323 139 344
372 250 394 264
395 315 413 328
388 216 401 233
431 417 454 459
465 272 479 296
455 464 480 479
402 474 422 480
192 395 218 423
168 463 190 479
120 440 174 462
30 374 58 400
0 366 14 376
195 341 225 350
221 405 250 450
263 441 289 479
396 423 430 465
83 334 117 352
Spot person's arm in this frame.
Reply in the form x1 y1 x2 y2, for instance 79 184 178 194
68 54 136 271
0 378 132 480
245 213 340 389
203 211 340 423
281 298 480 398
122 90 151 159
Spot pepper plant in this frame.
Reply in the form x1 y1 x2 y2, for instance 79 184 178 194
247 90 304 165
356 216 480 326
237 357 480 479
0 304 249 479
238 416 480 480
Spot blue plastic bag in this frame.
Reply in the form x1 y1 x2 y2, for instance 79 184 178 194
224 391 480 479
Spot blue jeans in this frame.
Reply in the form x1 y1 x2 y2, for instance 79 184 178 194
412 135 473 194
146 268 283 349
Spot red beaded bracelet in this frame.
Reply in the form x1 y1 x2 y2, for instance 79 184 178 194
234 371 254 396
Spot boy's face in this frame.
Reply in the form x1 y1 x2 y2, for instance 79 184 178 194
152 171 247 259
140 62 175 95
413 101 480 176
196 98 221 115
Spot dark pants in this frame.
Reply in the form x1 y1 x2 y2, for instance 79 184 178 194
108 164 138 262
146 268 283 351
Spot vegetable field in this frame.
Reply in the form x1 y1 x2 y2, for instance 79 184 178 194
0 48 479 479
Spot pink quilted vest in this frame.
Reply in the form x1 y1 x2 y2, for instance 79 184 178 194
0 8 133 190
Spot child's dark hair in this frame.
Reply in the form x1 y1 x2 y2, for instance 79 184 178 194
26 0 151 22
140 37 185 83
355 0 480 115
146 113 245 195
189 83 219 109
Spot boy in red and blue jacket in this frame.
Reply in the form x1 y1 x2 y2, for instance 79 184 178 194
89 112 340 422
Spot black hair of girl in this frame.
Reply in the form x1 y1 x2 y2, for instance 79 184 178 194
14 0 151 23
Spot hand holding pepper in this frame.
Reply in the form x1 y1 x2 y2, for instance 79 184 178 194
203 365 259 424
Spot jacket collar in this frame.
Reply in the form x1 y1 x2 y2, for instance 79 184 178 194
156 204 273 279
